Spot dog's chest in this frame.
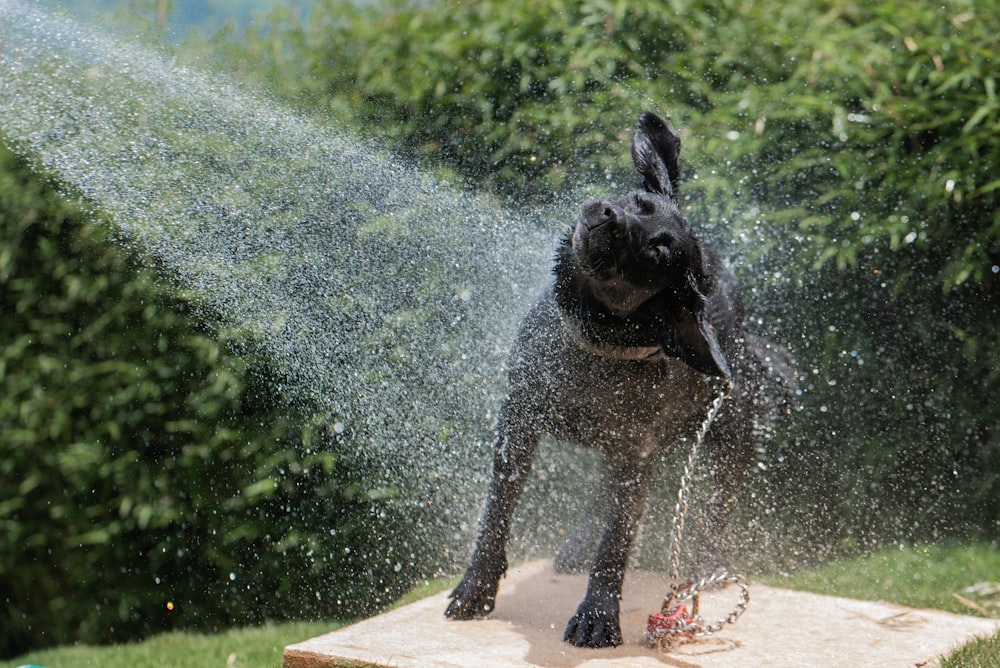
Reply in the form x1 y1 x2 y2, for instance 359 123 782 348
560 354 710 426
509 293 717 452
525 341 712 449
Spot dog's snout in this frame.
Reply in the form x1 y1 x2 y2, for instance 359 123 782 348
582 200 622 229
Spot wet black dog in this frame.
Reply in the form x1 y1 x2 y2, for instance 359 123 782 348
445 112 791 648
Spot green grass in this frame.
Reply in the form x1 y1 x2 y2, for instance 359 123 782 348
0 578 458 668
0 621 340 668
5 545 997 668
940 631 1000 668
765 542 1000 617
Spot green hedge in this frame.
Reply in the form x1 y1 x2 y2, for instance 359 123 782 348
240 0 999 542
0 144 412 658
253 0 998 286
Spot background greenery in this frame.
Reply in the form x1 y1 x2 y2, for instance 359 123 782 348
241 0 1000 536
2 0 998 657
239 0 999 542
0 144 413 658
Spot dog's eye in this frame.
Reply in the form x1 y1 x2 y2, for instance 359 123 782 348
651 234 672 260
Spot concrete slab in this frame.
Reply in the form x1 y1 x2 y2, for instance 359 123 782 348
284 561 999 667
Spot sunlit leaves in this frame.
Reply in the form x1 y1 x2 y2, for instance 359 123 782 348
240 0 997 296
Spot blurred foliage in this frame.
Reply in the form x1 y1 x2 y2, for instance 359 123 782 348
3 0 999 656
232 0 999 544
245 0 999 288
765 542 1000 617
0 143 415 658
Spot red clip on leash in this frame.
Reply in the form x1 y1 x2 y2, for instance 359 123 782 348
646 570 750 649
646 603 700 647
646 578 701 647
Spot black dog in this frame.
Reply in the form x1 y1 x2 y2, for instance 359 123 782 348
445 112 790 648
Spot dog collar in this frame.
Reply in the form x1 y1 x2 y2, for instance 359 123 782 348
562 317 665 362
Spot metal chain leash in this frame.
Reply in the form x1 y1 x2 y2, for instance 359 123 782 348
647 379 751 649
667 381 730 581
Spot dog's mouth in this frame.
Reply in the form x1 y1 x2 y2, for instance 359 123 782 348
572 200 624 276
571 223 610 279
570 224 660 315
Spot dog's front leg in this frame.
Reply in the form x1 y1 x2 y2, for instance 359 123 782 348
445 416 538 620
564 463 653 648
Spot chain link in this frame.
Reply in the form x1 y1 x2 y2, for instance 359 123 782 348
649 379 750 649
667 381 731 581
669 570 750 635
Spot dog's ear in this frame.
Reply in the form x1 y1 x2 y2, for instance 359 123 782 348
665 307 732 379
659 276 731 379
631 112 682 198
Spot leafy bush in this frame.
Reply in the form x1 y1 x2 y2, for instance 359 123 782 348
4 1 997 656
0 144 412 658
241 0 999 542
253 0 998 283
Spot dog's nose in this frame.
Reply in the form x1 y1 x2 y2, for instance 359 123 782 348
582 200 622 229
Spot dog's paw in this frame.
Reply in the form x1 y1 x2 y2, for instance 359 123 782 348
563 598 622 648
444 564 505 620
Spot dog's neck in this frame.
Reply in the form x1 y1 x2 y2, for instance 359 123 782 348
561 316 665 362
583 275 658 317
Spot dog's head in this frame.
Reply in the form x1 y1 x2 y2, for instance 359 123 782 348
557 112 731 379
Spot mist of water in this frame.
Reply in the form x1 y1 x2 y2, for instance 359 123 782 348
2 0 585 560
2 1 831 601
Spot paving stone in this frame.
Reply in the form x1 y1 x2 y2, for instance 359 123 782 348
284 561 999 667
